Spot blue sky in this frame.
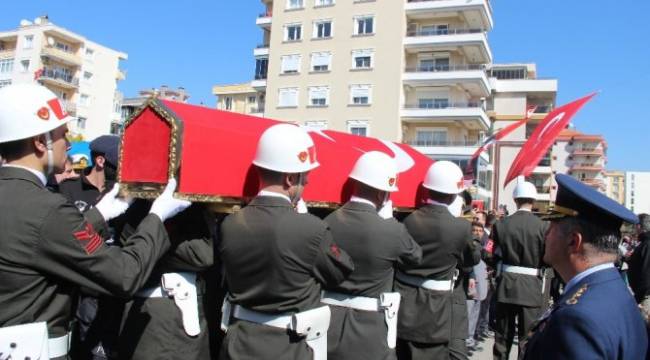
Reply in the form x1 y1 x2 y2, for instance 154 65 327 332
2 1 649 171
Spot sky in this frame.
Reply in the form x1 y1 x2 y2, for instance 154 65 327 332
2 1 649 171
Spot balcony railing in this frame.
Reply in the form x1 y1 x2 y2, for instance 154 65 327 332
533 105 553 113
406 28 484 37
404 64 486 72
250 107 265 113
258 11 272 18
535 186 551 194
254 73 268 80
40 68 79 86
406 139 480 147
403 102 482 109
256 43 270 49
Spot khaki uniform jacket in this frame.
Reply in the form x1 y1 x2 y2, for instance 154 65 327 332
323 201 422 360
0 167 170 349
492 210 547 307
117 203 216 360
218 196 354 360
396 204 472 344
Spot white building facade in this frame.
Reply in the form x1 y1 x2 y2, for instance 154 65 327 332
626 172 650 214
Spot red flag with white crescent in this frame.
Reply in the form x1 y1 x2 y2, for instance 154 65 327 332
503 93 597 186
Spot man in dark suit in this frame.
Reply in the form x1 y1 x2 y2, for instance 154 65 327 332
395 161 473 360
321 151 422 360
492 181 548 360
218 124 354 360
523 174 648 359
626 213 650 323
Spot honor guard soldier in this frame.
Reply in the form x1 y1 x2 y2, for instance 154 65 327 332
395 161 473 360
218 124 354 360
0 84 191 359
320 151 422 360
491 181 548 360
522 174 648 360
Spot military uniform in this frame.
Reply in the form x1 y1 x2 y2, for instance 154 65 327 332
218 195 354 360
491 209 547 360
117 203 217 360
523 265 648 359
321 200 422 360
0 166 171 359
395 202 472 360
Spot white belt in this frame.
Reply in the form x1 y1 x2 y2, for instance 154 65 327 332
135 272 200 336
396 271 454 292
0 322 70 359
320 291 401 349
223 301 331 360
502 265 540 276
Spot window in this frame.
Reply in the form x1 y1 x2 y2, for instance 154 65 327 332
77 117 87 130
313 20 332 38
248 96 257 104
309 86 329 107
23 35 33 49
284 24 303 41
0 79 11 88
0 59 14 74
354 16 374 35
348 120 368 136
352 49 373 69
287 0 304 10
311 52 331 72
224 96 233 110
350 85 371 105
83 71 93 81
85 48 95 58
315 0 334 6
255 58 268 79
415 129 447 146
281 54 301 74
55 42 70 53
421 24 449 35
20 59 29 72
79 94 90 107
110 122 122 135
304 120 327 130
278 87 299 107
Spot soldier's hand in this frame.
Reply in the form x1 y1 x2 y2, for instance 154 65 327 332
96 183 134 221
150 178 191 222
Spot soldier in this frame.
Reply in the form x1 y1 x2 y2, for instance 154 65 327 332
320 151 422 360
491 181 548 360
0 84 191 359
218 123 354 360
628 213 650 322
522 174 648 359
395 160 473 360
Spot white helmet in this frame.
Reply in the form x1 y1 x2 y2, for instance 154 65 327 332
513 181 538 199
349 151 398 192
253 123 319 173
422 160 465 194
0 83 74 143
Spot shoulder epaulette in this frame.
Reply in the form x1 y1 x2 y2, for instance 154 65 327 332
566 284 588 305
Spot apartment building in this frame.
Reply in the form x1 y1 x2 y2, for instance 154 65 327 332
605 170 625 205
554 129 607 193
119 85 190 134
626 172 650 214
213 0 563 209
0 16 127 140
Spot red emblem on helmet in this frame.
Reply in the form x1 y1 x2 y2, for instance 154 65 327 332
457 179 464 189
37 107 50 120
298 151 308 163
389 178 396 187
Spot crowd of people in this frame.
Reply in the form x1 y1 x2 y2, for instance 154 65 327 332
0 83 649 360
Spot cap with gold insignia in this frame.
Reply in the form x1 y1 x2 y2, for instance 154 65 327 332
546 174 638 229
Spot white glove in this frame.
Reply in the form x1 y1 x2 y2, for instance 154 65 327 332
95 184 134 221
295 198 308 214
378 200 394 219
149 178 191 222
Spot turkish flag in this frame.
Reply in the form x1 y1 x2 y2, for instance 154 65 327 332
504 93 597 186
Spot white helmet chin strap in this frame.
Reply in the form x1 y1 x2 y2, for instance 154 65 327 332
44 132 54 175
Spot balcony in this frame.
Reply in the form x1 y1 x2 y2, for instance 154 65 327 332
401 102 490 130
403 64 491 97
405 0 493 30
41 46 82 67
254 44 269 57
405 139 489 160
39 68 79 89
572 148 604 156
0 48 15 60
251 78 267 90
404 28 492 64
571 163 604 172
256 11 272 29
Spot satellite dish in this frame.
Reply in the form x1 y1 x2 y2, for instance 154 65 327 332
47 37 55 46
19 19 32 27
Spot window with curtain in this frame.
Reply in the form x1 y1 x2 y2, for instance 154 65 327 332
281 54 301 74
278 88 299 107
311 52 331 71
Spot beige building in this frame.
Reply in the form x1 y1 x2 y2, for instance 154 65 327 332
605 170 625 205
0 16 127 140
554 129 607 194
626 172 650 214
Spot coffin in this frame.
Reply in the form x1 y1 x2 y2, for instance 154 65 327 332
118 99 434 210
